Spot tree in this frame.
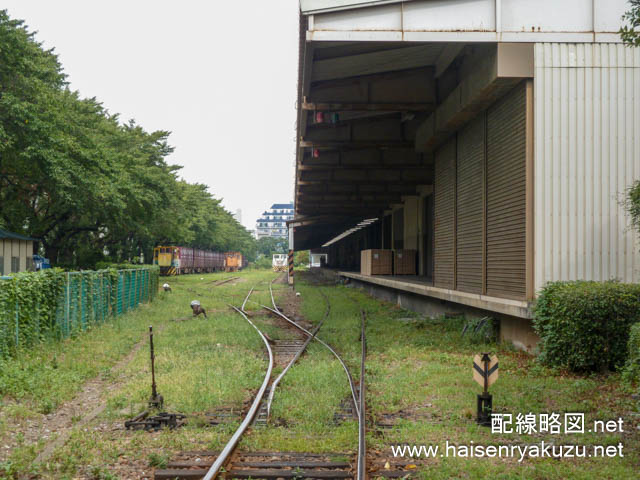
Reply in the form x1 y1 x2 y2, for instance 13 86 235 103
620 1 640 46
0 10 257 268
294 250 309 267
256 237 288 257
620 4 640 242
626 182 640 238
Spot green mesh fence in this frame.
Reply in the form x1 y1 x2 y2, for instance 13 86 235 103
0 267 159 357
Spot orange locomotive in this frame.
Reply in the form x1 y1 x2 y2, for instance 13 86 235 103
223 252 243 272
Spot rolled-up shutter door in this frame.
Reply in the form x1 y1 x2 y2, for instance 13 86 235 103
456 116 484 294
434 137 455 290
486 83 526 299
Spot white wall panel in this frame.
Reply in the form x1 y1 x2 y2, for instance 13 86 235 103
313 3 401 30
594 0 632 33
502 0 592 33
534 43 640 290
403 0 495 32
308 0 630 39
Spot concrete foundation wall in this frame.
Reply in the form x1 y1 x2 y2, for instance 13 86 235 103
347 276 539 353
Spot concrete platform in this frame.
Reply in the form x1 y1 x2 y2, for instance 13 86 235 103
339 272 532 319
339 271 539 352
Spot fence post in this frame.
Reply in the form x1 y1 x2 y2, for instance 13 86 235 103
100 273 104 323
120 272 124 315
80 274 84 330
14 300 19 350
66 272 70 337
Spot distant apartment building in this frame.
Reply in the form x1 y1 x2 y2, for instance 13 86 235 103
255 203 294 239
232 208 243 225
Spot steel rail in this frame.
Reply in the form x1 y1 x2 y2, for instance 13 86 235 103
357 309 367 480
263 288 360 418
202 289 273 480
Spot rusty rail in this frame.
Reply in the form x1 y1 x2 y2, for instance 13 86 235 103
357 309 366 480
202 288 273 480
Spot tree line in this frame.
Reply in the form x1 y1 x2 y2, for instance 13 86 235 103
0 11 262 267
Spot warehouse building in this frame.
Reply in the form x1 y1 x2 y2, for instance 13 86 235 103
290 0 640 351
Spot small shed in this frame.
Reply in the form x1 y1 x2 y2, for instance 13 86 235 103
0 229 37 275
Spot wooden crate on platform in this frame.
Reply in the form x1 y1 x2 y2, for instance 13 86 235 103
361 249 392 276
394 250 417 275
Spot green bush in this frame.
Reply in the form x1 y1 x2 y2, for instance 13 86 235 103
251 256 273 270
0 269 66 357
94 261 147 270
0 266 159 358
533 281 640 372
623 323 640 382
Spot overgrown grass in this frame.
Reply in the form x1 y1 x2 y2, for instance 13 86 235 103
249 272 638 478
0 269 276 478
2 269 637 479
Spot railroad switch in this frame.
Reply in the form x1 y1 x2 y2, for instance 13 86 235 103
124 325 185 431
125 411 186 431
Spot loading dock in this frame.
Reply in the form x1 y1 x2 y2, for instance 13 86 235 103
291 0 640 351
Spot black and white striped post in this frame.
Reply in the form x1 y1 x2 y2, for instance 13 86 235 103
288 226 294 285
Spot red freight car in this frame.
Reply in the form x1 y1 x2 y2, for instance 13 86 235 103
153 246 226 275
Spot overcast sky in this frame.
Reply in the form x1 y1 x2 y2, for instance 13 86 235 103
3 1 299 230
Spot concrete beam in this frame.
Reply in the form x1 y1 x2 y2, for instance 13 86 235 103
303 101 433 112
308 67 436 108
311 45 443 82
415 43 533 153
300 140 413 149
435 43 465 77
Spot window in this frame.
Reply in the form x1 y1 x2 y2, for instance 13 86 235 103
0 257 3 275
11 257 19 273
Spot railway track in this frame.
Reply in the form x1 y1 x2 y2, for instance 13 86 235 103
154 278 369 480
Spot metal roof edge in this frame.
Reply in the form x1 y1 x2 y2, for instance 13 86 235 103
300 0 411 15
0 228 39 242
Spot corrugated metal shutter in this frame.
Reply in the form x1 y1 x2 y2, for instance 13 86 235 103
486 82 526 299
434 137 455 289
456 116 484 294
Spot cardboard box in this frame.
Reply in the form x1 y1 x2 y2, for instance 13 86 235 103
361 249 392 275
394 249 417 275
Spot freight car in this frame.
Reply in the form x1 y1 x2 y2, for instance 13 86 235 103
224 251 244 272
153 246 225 276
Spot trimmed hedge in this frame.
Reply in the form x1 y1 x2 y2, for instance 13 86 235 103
533 281 640 372
623 323 640 382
